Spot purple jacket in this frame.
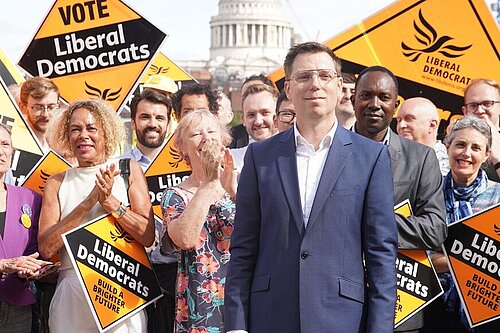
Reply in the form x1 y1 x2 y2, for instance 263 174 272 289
0 184 41 306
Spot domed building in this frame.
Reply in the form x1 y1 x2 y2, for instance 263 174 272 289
209 0 294 88
178 0 297 92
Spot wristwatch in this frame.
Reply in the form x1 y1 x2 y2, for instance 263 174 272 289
111 202 127 219
494 161 500 171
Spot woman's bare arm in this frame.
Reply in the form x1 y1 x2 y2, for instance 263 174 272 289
38 172 99 259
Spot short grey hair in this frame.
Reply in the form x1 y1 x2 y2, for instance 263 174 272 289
174 110 232 159
445 116 492 150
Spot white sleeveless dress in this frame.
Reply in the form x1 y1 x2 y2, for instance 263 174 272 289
49 159 147 333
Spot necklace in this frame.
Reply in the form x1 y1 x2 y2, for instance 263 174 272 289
178 186 196 196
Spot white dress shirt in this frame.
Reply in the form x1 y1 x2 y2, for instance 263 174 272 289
295 121 337 227
230 137 257 174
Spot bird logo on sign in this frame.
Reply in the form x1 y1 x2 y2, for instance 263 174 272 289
85 82 122 102
401 9 472 62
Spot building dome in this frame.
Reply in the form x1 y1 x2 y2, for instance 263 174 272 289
209 0 293 83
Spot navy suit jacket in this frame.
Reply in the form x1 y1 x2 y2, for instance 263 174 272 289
225 126 398 333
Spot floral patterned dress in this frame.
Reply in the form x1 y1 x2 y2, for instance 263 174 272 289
161 187 235 333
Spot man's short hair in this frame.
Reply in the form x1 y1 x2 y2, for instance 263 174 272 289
130 89 172 122
463 78 500 100
242 74 274 89
172 84 219 120
242 83 278 105
20 77 59 105
283 42 341 78
356 66 399 93
276 90 290 114
341 73 357 84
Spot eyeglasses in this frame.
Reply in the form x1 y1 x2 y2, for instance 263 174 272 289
30 104 59 113
463 100 500 112
277 110 296 123
287 69 339 85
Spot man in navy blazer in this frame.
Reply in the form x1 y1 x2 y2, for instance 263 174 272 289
224 42 398 333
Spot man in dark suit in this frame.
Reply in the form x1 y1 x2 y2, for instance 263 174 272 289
351 66 447 332
225 42 398 333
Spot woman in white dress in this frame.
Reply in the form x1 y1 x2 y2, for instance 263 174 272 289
38 99 155 332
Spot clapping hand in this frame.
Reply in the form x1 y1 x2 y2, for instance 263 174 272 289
220 149 237 199
95 163 120 205
199 139 225 182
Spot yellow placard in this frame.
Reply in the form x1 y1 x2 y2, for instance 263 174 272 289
395 249 442 327
139 52 195 84
325 0 498 96
269 0 499 138
34 0 141 37
63 214 162 332
393 199 443 328
0 46 24 86
0 78 42 155
0 77 44 185
395 199 413 218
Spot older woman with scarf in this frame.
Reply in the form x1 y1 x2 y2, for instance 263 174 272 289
425 116 500 333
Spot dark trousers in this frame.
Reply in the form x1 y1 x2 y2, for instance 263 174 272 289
147 262 177 333
423 296 500 333
34 281 56 333
0 299 32 333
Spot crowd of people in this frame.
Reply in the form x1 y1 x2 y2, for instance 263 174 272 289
0 40 499 333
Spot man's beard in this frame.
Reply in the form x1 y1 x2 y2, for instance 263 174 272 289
136 128 166 149
29 116 49 133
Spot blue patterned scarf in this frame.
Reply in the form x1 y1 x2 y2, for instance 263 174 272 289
443 169 489 223
442 169 489 331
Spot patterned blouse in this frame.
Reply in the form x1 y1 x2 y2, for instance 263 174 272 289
161 187 235 333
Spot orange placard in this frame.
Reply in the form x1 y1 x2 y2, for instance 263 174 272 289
20 150 72 195
443 204 500 328
144 133 191 222
18 0 167 111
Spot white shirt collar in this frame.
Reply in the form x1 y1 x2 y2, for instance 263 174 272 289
294 119 338 151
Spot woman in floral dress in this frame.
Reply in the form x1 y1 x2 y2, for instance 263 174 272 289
161 110 237 333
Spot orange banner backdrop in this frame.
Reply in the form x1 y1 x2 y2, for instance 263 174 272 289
269 0 499 138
